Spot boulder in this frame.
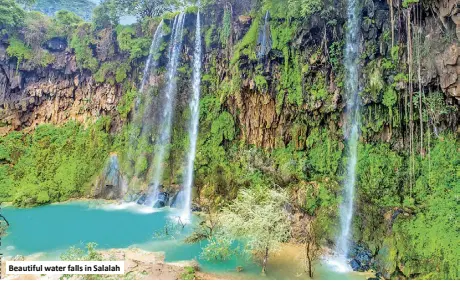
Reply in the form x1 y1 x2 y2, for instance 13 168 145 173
349 243 373 272
153 192 170 208
137 194 147 205
350 259 361 271
169 190 184 208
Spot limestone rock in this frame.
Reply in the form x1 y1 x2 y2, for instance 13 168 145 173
435 43 460 100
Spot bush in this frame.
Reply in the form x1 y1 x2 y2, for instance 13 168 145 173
92 0 119 30
52 10 83 38
0 0 25 32
6 37 32 69
0 120 111 207
22 11 52 46
70 23 99 72
116 25 151 60
117 89 136 119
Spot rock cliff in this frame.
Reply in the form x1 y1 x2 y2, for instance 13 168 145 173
0 38 123 135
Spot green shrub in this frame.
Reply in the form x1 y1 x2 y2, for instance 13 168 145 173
1 120 111 207
205 25 215 49
210 111 235 145
231 18 260 65
116 25 151 60
220 9 231 47
51 10 83 38
23 11 52 46
6 37 32 70
180 266 196 280
117 90 137 119
70 23 99 72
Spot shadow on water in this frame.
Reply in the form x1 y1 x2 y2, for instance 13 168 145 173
2 201 369 280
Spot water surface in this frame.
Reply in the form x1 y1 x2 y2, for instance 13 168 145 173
2 201 369 280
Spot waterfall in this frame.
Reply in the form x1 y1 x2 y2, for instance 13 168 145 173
127 21 164 180
258 11 270 59
147 13 186 205
334 0 361 271
181 11 202 220
139 20 164 94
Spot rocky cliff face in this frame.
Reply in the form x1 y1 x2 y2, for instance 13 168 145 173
436 43 460 101
0 39 123 135
0 0 458 143
198 0 460 149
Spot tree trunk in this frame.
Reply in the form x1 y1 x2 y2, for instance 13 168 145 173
305 241 313 278
262 247 269 275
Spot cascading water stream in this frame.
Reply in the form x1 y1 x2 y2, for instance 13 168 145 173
139 21 164 94
258 11 270 59
334 0 361 271
181 11 202 220
127 21 164 183
147 13 186 205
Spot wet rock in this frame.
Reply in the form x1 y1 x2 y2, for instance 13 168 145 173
374 10 389 30
123 193 140 203
349 243 373 272
153 192 170 208
350 259 361 271
137 194 147 205
191 204 202 212
169 191 182 208
364 0 375 18
93 154 128 200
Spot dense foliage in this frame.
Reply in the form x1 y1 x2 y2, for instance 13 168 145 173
0 0 458 279
0 120 111 207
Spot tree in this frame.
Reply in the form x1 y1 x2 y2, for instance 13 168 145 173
0 213 9 237
53 10 83 38
114 0 173 19
22 11 51 46
92 0 119 30
0 0 25 32
291 215 321 278
217 187 291 274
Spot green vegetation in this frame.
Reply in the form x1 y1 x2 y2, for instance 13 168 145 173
53 10 83 37
261 0 323 19
94 61 131 84
6 37 32 70
32 0 96 21
231 17 260 64
70 23 99 72
1 1 459 279
61 242 102 262
0 120 111 207
0 0 25 33
219 9 231 47
205 187 291 274
116 25 151 60
180 266 196 280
